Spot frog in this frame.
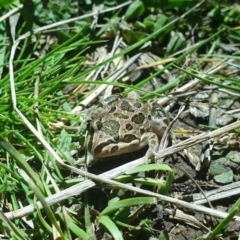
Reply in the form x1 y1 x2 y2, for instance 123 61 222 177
86 93 167 164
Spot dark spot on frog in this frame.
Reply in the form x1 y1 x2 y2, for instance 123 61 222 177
132 113 145 124
111 145 119 154
109 106 116 113
100 120 120 141
140 128 145 135
98 134 103 138
123 134 138 143
121 100 134 112
126 123 133 130
113 112 129 119
94 139 115 155
134 102 142 108
150 139 157 146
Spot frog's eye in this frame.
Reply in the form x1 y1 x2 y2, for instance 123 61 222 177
151 102 165 119
103 95 120 104
156 109 165 118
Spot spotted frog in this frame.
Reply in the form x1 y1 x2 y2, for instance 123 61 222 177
86 93 167 162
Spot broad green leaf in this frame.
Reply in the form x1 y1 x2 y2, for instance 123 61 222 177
122 29 146 45
125 0 145 21
0 0 18 7
166 32 187 56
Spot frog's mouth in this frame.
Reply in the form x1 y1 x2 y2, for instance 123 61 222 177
93 138 146 159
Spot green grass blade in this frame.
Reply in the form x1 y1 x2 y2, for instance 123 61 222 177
98 215 124 240
101 197 157 216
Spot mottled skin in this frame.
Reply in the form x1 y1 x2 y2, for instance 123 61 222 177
87 94 167 161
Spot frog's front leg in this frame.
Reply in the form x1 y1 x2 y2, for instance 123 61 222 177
141 132 160 163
